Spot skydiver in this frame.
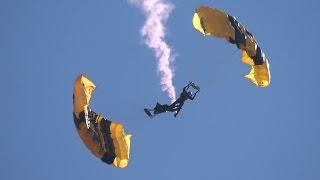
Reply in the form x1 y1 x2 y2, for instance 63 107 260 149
144 102 176 117
171 81 200 117
144 81 200 118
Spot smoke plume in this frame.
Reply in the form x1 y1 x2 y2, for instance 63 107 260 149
129 0 176 102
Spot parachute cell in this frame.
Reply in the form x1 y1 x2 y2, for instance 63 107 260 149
193 6 271 87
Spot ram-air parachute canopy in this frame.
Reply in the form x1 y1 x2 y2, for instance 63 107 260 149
193 6 271 87
73 74 131 168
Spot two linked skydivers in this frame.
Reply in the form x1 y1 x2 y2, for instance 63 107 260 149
144 81 200 118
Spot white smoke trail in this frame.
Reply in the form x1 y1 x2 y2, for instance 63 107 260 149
129 0 176 102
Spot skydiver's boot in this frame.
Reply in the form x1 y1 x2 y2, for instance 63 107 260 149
144 108 153 117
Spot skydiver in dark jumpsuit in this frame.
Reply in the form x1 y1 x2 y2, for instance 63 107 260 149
171 83 199 117
144 82 200 118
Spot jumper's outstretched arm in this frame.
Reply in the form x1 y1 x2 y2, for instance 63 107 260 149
190 89 200 100
183 81 194 92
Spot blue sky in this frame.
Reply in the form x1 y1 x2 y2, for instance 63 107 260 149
1 0 320 180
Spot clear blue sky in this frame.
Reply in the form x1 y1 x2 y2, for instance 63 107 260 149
1 0 319 180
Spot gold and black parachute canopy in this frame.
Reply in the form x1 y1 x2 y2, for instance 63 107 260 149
73 74 131 168
193 6 271 87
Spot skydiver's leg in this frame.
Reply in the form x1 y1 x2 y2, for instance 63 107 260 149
174 108 181 117
163 104 177 112
169 100 181 111
173 103 184 117
163 104 175 112
170 100 178 108
154 103 170 114
144 102 165 117
144 103 166 117
100 118 116 164
169 99 182 110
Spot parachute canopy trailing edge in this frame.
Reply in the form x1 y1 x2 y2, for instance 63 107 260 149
193 6 271 87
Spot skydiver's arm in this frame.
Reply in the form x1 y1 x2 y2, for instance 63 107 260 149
183 82 193 92
189 90 199 100
193 90 199 98
183 86 188 92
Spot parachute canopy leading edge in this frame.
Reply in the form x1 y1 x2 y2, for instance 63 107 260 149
193 6 271 87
